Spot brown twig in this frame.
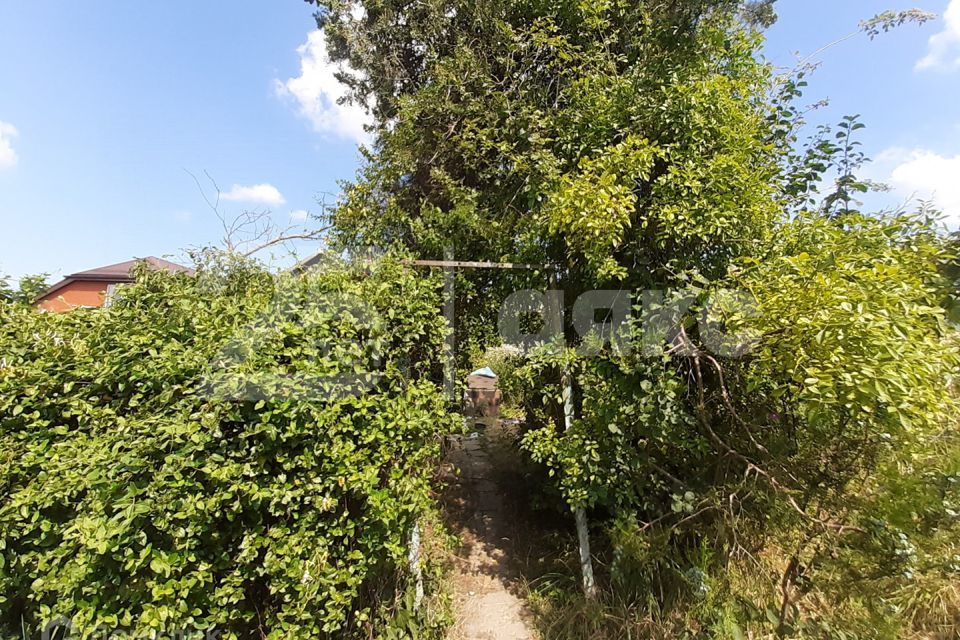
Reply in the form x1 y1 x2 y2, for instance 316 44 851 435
186 169 333 258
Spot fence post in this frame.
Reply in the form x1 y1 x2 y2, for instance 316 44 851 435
562 370 597 598
442 247 456 403
408 521 424 610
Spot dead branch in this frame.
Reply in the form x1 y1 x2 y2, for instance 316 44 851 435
676 325 864 535
185 169 334 258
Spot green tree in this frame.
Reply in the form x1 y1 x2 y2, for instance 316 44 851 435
315 0 778 284
0 272 48 306
309 0 787 371
302 0 958 635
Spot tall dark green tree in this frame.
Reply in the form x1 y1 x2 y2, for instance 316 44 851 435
313 0 779 286
309 0 790 367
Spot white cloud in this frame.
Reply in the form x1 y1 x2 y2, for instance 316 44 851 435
289 209 310 222
917 0 960 71
0 121 19 170
275 30 372 143
221 183 286 207
879 147 960 225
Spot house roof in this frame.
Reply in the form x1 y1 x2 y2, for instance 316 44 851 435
290 251 327 274
38 257 194 301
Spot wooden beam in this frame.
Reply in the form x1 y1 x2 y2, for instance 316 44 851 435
402 259 550 270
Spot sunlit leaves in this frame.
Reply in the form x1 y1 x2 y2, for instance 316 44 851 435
0 257 456 638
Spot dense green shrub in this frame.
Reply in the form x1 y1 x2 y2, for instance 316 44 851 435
517 212 960 636
0 256 456 639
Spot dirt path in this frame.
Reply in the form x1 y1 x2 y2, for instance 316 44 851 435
442 419 538 640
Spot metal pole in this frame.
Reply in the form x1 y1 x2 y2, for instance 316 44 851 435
442 247 456 403
408 521 424 610
562 370 597 598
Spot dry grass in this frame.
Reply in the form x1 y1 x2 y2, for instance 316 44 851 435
896 577 960 639
514 540 960 640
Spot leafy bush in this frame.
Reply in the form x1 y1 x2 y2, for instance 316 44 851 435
0 256 456 639
518 212 960 637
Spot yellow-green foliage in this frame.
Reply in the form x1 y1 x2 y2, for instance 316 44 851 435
733 212 956 435
520 212 960 637
543 136 659 280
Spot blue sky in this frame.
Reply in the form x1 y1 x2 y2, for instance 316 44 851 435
1 0 959 281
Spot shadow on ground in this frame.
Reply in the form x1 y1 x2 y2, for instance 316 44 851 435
439 417 572 640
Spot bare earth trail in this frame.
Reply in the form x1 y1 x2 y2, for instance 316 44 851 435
442 419 539 640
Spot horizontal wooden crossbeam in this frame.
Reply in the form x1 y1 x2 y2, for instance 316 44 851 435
402 259 551 270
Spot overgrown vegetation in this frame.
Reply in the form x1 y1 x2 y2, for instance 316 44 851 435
2 0 957 637
304 0 960 636
0 257 456 638
515 211 960 637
